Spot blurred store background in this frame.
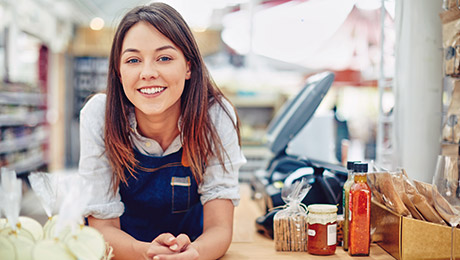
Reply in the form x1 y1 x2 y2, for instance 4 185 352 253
0 0 398 181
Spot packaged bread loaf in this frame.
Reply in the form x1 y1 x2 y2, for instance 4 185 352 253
441 10 460 76
414 178 460 226
392 173 425 220
367 172 385 205
413 180 437 206
371 172 411 217
402 175 446 225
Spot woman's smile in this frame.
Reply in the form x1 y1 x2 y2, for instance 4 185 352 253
138 86 167 96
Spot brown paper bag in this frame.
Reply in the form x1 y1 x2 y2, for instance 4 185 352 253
373 172 411 217
367 172 385 205
441 10 460 76
413 180 436 206
393 175 425 220
403 177 447 225
446 0 459 10
417 177 460 226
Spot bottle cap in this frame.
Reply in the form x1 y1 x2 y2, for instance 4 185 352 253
347 161 355 170
348 161 361 171
353 163 361 172
353 163 368 173
361 163 368 172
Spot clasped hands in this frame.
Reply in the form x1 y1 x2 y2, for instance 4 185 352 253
146 233 199 260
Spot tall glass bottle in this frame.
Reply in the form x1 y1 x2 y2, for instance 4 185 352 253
348 163 371 256
342 161 357 251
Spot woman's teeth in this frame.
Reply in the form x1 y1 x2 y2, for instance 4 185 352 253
139 87 165 94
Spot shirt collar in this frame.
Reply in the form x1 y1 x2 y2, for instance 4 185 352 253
128 107 182 156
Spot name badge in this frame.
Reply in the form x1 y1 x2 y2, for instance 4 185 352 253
170 176 191 186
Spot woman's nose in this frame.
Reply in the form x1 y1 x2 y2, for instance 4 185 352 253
140 62 159 80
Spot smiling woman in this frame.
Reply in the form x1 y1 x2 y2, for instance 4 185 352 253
77 2 246 260
120 21 191 123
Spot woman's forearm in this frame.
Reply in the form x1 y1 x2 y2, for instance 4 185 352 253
192 199 235 260
192 225 233 260
100 226 150 260
88 218 150 260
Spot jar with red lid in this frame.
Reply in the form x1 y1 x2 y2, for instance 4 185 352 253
307 204 337 255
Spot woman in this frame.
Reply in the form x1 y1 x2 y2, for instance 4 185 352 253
78 2 246 259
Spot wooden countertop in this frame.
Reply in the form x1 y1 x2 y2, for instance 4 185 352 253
222 184 394 260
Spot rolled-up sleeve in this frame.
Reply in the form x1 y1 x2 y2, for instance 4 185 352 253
199 99 247 206
78 94 124 219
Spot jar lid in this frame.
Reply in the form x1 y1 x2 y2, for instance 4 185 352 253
307 204 337 214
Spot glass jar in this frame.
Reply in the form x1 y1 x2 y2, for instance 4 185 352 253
307 204 337 255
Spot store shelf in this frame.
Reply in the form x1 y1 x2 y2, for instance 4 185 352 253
0 130 48 154
0 14 50 175
232 96 279 108
10 151 47 175
0 92 46 106
378 79 394 89
376 3 395 169
242 145 272 158
240 145 272 182
0 110 46 126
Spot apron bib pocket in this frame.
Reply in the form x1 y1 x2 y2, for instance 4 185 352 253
171 176 191 213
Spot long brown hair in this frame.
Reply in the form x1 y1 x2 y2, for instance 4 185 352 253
105 2 240 193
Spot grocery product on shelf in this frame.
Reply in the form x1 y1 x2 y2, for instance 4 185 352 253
0 84 49 175
307 204 338 255
273 179 311 252
342 161 357 251
348 163 371 256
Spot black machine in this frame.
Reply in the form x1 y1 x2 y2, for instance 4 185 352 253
250 72 348 238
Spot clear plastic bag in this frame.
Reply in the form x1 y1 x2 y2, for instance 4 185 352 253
0 168 22 231
273 178 311 251
28 171 59 218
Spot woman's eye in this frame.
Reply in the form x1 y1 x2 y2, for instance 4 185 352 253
127 58 140 64
158 56 171 62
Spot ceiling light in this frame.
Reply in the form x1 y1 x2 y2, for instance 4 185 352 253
193 27 207 33
90 17 104 30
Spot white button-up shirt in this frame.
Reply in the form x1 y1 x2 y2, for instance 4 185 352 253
79 93 246 219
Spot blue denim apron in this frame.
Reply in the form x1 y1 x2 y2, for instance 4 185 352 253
119 148 203 242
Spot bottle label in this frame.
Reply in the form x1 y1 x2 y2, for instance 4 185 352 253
308 229 316 237
327 223 337 246
349 191 353 221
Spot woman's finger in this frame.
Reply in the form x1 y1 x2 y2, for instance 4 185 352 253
153 233 176 246
173 233 191 252
152 245 199 260
146 243 177 258
146 233 179 257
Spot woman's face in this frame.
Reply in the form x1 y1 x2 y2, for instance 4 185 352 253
119 21 191 119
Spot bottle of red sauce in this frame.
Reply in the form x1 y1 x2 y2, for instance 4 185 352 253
342 161 358 251
348 163 371 256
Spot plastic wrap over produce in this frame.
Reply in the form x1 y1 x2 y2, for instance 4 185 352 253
0 168 113 260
